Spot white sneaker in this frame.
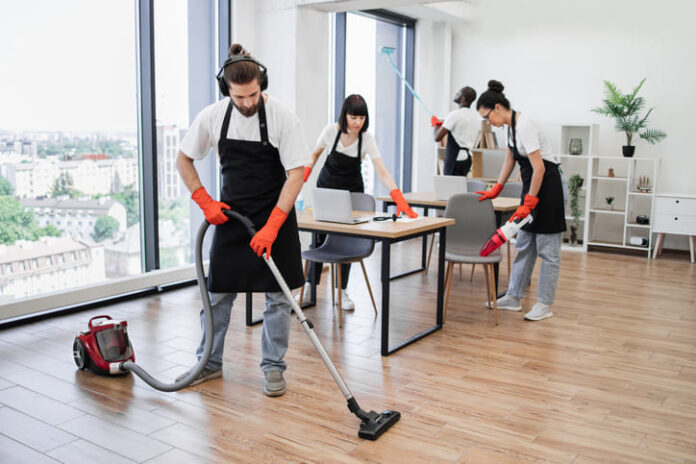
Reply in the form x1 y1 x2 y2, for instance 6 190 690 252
524 302 554 321
340 290 355 311
295 284 311 303
485 294 522 311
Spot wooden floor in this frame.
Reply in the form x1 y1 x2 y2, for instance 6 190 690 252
1 240 695 463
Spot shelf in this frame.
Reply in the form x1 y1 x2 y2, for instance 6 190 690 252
559 154 590 158
565 216 585 221
592 176 628 181
590 209 625 215
628 191 653 196
626 223 651 229
588 241 650 252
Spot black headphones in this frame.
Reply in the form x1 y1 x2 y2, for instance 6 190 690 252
216 55 268 96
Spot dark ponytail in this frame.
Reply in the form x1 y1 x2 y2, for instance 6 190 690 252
476 79 511 110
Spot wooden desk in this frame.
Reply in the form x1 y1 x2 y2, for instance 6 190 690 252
278 212 454 356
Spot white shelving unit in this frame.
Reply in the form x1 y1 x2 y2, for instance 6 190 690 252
558 124 598 251
587 156 660 257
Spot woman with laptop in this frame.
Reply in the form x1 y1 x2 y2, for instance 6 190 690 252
475 80 565 322
301 94 417 310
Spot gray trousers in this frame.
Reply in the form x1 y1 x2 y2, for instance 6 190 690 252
506 229 562 305
195 291 291 372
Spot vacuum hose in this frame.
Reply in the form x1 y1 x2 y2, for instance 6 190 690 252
119 213 241 391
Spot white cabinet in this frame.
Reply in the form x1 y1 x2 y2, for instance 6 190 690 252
652 194 696 262
586 157 659 257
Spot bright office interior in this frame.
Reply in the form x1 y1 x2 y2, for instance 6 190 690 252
0 0 695 462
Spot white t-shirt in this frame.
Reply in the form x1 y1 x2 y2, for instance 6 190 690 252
507 115 558 164
443 106 480 160
315 123 381 160
179 95 309 170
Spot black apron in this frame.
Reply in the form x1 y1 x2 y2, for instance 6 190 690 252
208 98 304 292
509 110 566 234
316 130 364 193
444 132 471 176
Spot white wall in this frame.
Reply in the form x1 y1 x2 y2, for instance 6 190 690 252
452 0 695 195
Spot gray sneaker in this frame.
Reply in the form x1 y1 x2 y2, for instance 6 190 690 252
524 302 554 321
264 370 286 397
485 294 522 311
175 367 222 387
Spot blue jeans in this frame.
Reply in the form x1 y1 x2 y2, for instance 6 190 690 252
195 291 291 372
506 230 562 305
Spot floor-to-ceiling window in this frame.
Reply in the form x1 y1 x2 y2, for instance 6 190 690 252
0 0 228 322
335 10 415 198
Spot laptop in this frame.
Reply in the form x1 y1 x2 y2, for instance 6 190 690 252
433 175 468 200
312 188 373 224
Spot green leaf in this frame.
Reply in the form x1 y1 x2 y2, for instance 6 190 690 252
639 129 667 144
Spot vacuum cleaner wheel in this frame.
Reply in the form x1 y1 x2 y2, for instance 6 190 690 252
73 338 87 370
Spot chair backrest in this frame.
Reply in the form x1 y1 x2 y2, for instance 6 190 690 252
444 193 497 251
322 192 376 259
466 179 487 193
500 182 523 200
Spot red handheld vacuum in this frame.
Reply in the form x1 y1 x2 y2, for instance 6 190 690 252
73 315 135 375
480 215 533 256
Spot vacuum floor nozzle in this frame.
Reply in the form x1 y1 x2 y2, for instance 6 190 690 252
358 410 401 440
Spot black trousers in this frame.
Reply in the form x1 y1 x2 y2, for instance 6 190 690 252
306 233 351 289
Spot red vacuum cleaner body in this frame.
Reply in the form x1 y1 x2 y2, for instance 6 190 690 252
73 315 135 375
480 216 533 256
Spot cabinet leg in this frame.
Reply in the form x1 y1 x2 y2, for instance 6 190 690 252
653 233 665 259
690 236 695 263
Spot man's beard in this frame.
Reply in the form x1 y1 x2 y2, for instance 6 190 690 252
232 101 259 118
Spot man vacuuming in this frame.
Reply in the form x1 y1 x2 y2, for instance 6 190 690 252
175 44 308 395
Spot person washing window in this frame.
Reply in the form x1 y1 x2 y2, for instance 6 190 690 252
475 80 565 321
431 86 480 176
300 94 417 309
175 44 308 395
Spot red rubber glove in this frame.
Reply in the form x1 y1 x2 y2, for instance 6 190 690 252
389 189 418 219
475 183 503 202
250 206 288 259
303 166 312 183
430 115 444 127
509 194 539 222
191 187 230 225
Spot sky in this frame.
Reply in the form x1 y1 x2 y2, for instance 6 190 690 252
0 0 188 134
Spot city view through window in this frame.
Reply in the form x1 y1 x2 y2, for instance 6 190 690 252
0 0 196 305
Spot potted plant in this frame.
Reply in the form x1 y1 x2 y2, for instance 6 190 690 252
605 196 615 210
592 78 666 157
567 174 584 245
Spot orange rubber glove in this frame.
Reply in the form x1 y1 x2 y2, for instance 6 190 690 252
509 194 539 222
475 183 503 202
303 166 312 183
250 206 288 259
389 189 418 219
430 115 444 127
191 187 230 225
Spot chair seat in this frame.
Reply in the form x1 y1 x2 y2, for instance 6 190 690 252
302 243 372 264
445 247 502 264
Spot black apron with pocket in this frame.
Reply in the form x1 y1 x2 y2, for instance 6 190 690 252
509 110 566 234
207 98 304 293
316 130 364 193
444 132 471 176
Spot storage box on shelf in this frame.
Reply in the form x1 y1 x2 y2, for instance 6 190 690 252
587 156 659 257
558 124 597 251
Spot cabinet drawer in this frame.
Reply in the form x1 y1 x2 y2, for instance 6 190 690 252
653 213 696 235
655 197 696 216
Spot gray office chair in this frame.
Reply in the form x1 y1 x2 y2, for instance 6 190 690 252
443 193 502 324
299 192 377 327
469 181 523 283
467 179 487 193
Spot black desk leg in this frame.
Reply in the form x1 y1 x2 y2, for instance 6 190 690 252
436 227 446 326
380 239 392 356
245 292 263 326
421 206 429 268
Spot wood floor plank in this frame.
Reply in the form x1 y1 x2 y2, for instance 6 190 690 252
0 407 77 452
0 386 85 426
46 439 137 464
0 432 62 464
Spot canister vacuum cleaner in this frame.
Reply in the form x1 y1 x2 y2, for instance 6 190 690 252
73 209 400 440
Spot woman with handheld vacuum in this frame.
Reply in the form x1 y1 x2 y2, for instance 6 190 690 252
475 80 565 321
